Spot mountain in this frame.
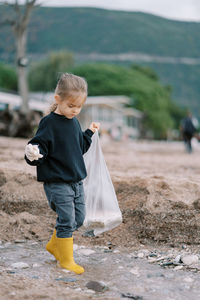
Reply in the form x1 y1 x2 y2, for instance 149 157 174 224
1 7 200 57
0 7 200 114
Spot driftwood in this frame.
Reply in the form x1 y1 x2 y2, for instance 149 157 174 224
0 108 42 138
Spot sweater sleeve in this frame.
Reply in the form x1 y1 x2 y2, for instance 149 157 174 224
24 118 50 166
82 129 94 154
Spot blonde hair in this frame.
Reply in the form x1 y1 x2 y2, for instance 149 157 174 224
49 73 88 113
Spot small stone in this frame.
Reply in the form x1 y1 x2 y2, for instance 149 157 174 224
74 288 82 292
86 289 95 294
137 252 145 258
149 253 157 257
55 277 77 282
61 269 70 273
147 272 164 278
173 255 181 264
78 249 95 255
11 262 29 269
181 255 199 265
174 266 183 271
33 263 41 268
161 261 174 267
30 242 38 245
113 249 120 254
86 281 108 292
104 249 112 253
14 239 26 244
7 270 16 274
121 292 143 299
82 230 95 237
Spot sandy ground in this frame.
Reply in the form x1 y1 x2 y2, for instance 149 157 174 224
1 136 200 299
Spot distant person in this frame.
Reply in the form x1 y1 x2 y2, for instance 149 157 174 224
180 111 197 153
24 73 100 274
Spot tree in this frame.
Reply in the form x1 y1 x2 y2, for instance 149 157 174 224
29 51 74 91
71 63 183 139
0 62 17 90
0 0 38 112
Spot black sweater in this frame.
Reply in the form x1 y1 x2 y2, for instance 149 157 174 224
25 112 93 183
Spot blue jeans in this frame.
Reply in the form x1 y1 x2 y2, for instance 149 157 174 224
43 181 85 238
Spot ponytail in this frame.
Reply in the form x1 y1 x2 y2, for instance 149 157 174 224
45 102 57 115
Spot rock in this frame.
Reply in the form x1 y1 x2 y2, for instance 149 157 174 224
78 248 95 255
85 289 95 294
86 281 108 292
174 266 183 271
137 252 145 258
11 262 29 269
7 270 16 274
113 249 120 254
173 255 181 264
181 255 199 265
121 292 143 299
148 253 157 257
104 249 112 253
55 277 77 282
14 239 26 244
82 230 95 237
147 273 165 278
33 263 42 268
61 269 70 273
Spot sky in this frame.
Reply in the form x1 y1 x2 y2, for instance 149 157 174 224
41 0 200 22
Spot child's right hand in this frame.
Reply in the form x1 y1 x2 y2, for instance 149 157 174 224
25 144 43 161
89 122 100 133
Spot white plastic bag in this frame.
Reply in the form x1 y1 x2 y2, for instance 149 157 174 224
83 131 122 235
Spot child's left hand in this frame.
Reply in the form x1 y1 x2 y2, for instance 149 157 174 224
89 122 100 133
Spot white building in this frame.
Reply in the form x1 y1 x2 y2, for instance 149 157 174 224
78 96 143 139
0 91 143 139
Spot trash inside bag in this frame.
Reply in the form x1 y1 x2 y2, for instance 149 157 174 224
83 131 122 236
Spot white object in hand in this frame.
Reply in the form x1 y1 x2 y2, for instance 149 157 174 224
25 144 43 161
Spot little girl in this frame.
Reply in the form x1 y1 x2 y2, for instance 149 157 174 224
25 73 100 274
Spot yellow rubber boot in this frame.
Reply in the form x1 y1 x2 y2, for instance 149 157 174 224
46 229 59 261
57 237 84 274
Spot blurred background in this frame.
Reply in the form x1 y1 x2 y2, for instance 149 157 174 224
0 0 200 141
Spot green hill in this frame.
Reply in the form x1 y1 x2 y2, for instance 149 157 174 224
1 7 200 57
0 7 200 114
